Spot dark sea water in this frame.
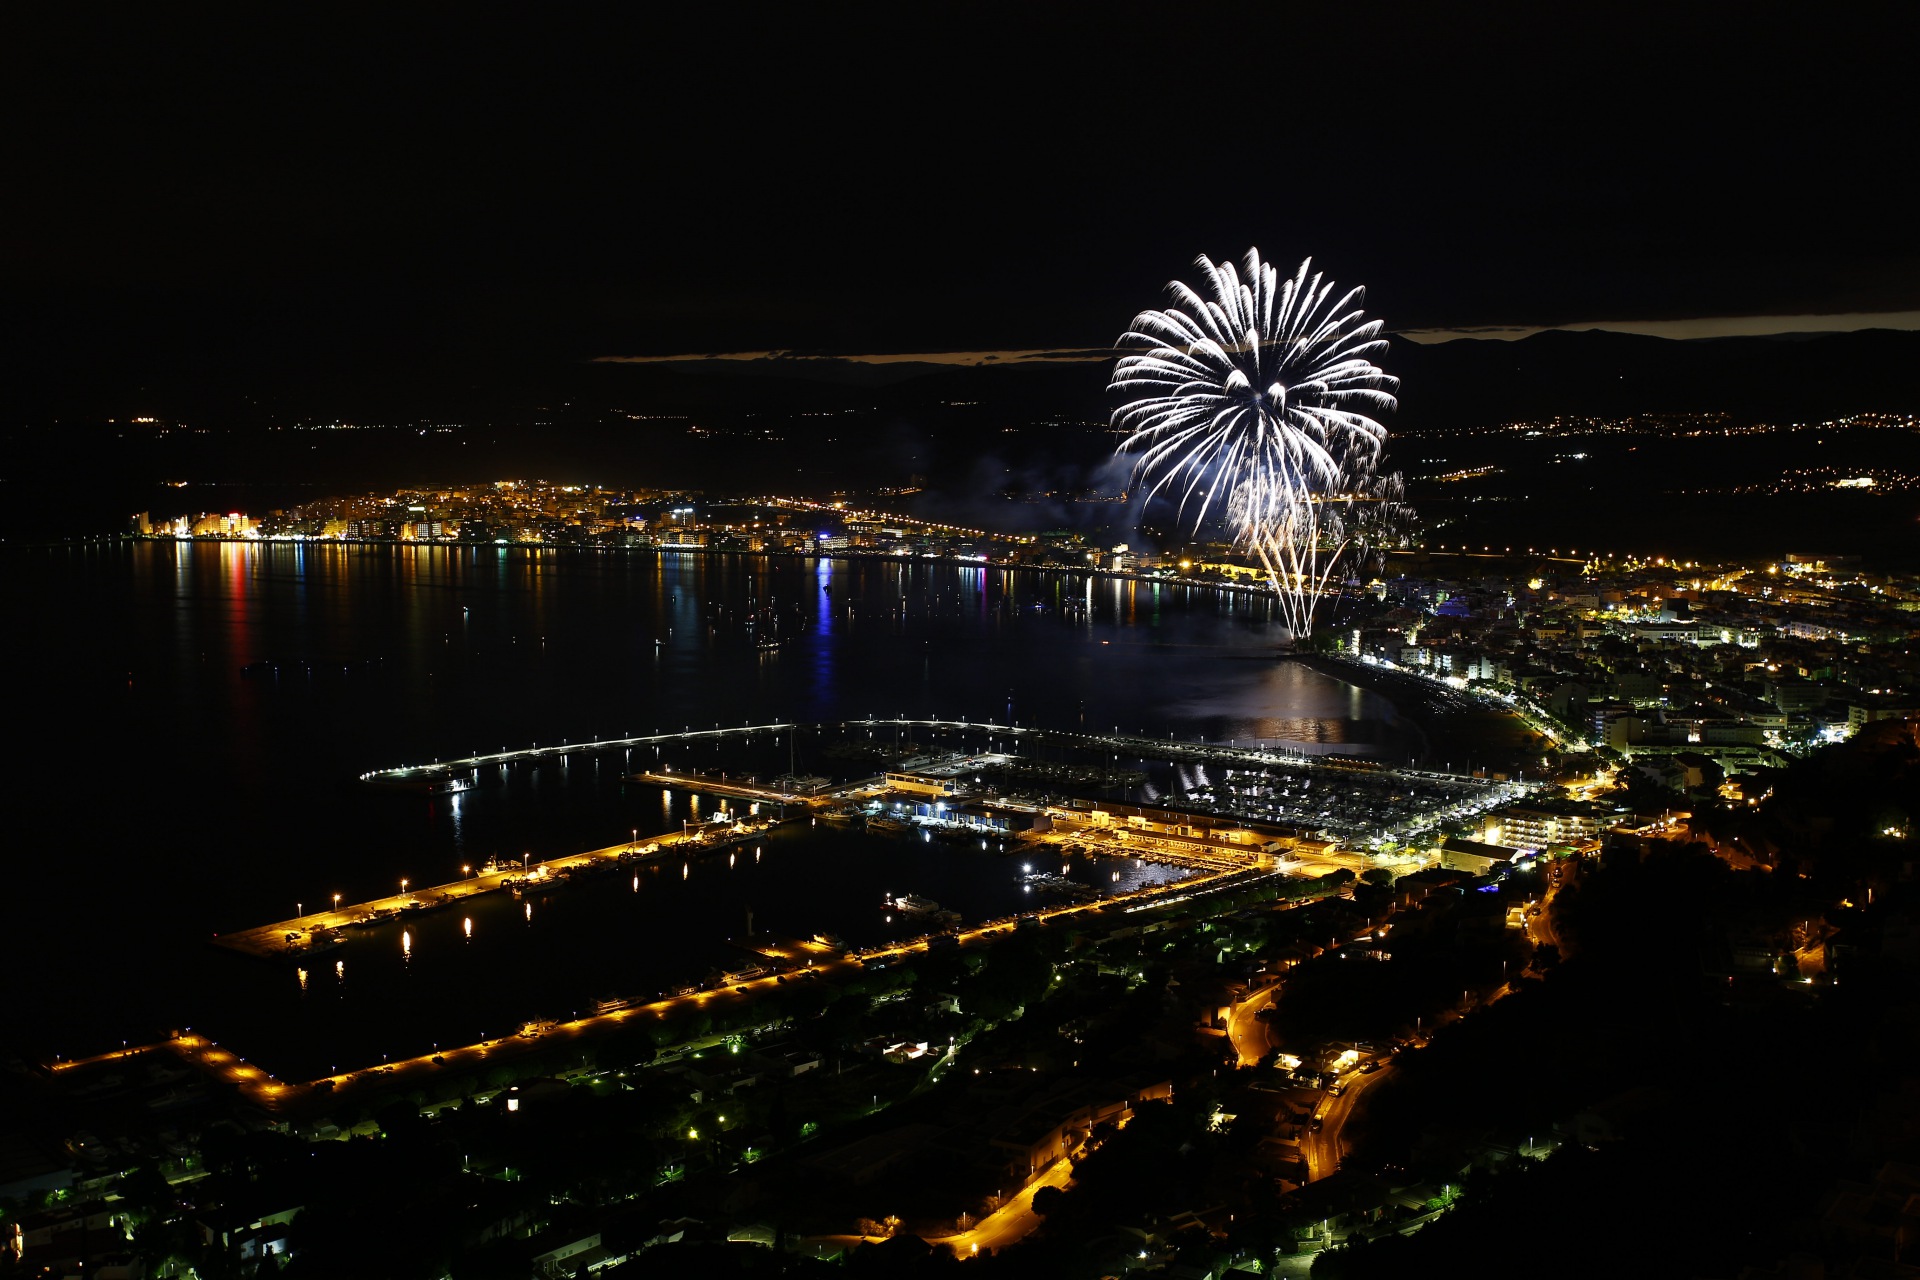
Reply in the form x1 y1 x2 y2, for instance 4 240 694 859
5 542 1420 1074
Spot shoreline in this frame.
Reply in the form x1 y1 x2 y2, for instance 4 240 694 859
1293 654 1548 775
100 534 1293 606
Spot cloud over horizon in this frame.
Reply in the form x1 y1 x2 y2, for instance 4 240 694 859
593 347 1114 369
1399 310 1920 344
597 311 1920 371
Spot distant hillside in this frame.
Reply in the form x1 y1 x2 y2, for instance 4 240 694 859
1387 328 1920 429
573 327 1920 430
5 326 1919 542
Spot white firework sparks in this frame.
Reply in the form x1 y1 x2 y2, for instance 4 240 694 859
1111 250 1399 636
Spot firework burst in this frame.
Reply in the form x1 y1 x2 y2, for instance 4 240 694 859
1111 250 1400 636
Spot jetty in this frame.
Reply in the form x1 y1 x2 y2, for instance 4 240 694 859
211 818 786 963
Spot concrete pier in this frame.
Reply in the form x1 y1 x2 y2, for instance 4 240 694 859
358 717 1509 794
211 818 786 963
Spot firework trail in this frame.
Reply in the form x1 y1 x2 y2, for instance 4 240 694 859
1111 250 1399 636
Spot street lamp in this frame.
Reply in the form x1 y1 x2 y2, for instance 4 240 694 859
333 893 341 914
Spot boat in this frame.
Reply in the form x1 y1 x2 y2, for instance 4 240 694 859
812 932 848 951
886 893 940 916
1022 870 1099 899
287 935 347 959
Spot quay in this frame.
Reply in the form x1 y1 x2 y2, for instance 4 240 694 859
633 768 856 808
211 817 788 963
359 721 798 791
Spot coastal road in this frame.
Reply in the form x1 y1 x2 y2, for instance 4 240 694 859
129 856 1257 1114
51 1035 298 1106
303 862 1250 1107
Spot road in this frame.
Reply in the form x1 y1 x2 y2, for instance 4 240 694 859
50 1035 299 1105
1293 860 1572 1184
1226 984 1281 1069
927 1154 1075 1257
1525 856 1579 959
1304 1066 1393 1181
1525 897 1559 953
297 862 1254 1109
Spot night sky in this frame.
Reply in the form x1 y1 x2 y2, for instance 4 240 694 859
5 3 1918 379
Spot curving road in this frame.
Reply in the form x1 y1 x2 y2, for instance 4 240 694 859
1304 1066 1393 1181
927 1155 1075 1257
1227 983 1282 1069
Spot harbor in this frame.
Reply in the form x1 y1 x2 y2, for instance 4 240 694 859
187 700 1510 1084
82 850 1271 1117
42 550 1539 1091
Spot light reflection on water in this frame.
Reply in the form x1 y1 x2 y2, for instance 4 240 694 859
267 818 1196 1076
14 542 1426 1066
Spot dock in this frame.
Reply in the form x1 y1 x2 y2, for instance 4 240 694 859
210 817 787 963
633 769 846 808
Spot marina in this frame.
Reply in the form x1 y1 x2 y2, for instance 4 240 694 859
21 544 1523 1081
361 715 1519 845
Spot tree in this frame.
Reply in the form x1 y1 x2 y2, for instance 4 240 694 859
1030 1184 1067 1218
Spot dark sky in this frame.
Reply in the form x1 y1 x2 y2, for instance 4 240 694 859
5 2 1918 378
